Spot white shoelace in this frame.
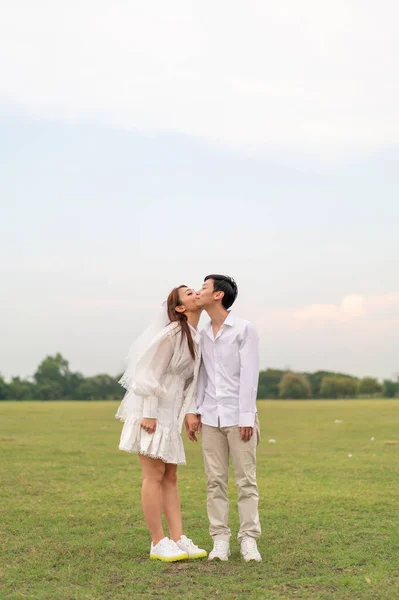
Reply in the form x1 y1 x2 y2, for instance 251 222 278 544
213 540 229 552
180 535 199 550
156 538 168 550
241 537 258 555
154 537 176 552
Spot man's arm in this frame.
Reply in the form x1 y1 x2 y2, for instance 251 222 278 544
238 322 259 429
194 359 206 416
185 357 207 440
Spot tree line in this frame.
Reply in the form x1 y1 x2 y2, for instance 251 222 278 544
0 354 122 401
0 353 398 401
258 369 399 399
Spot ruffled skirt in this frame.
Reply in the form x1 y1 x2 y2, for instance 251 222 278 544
118 417 186 465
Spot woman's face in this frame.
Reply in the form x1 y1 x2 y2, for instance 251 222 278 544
177 286 201 314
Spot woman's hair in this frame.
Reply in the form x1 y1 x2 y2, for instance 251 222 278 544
167 285 196 360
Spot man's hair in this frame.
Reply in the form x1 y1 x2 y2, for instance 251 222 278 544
204 274 238 309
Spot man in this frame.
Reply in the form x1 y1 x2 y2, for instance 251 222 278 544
186 274 261 562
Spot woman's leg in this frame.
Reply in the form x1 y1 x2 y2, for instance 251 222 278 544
161 463 183 542
139 455 166 545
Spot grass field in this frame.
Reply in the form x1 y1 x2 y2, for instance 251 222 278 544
1 400 399 600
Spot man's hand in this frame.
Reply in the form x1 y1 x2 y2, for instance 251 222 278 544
140 418 157 434
239 427 253 442
185 414 201 442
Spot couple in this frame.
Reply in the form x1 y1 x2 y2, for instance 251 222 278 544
116 274 261 563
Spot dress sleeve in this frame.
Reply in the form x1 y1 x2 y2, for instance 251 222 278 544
132 329 175 419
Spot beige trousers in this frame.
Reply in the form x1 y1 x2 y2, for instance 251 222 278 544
201 416 261 542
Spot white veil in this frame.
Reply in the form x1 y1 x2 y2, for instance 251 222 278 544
115 301 169 421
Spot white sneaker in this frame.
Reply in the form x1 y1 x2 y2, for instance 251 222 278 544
150 537 188 562
240 537 262 562
208 540 230 561
175 535 207 559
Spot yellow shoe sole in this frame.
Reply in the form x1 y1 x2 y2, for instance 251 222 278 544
188 551 208 560
150 552 188 562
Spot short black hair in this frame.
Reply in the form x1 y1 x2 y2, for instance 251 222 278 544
204 274 238 309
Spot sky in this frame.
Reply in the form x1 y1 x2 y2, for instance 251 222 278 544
1 0 399 381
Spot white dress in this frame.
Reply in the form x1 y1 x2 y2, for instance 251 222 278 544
116 322 200 465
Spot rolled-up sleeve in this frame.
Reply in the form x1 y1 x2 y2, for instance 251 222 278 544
238 323 259 427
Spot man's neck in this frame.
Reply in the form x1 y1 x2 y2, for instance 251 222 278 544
206 305 229 327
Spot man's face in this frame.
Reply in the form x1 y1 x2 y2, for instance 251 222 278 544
196 279 219 308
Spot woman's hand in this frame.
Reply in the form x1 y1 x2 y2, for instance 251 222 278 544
140 418 157 434
185 414 201 442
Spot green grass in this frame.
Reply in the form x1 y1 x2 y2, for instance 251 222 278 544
1 400 399 600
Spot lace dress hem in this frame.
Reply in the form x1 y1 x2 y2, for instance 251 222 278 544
118 417 186 465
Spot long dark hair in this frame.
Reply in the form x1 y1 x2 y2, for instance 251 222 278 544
167 285 196 360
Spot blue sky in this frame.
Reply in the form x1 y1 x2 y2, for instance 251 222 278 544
1 1 399 381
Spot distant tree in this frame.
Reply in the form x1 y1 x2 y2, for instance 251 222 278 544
304 370 358 398
75 374 122 400
34 353 69 384
7 377 38 400
34 353 83 399
320 377 335 398
358 377 382 396
257 369 284 399
36 381 64 401
0 375 10 400
74 380 99 400
320 376 358 399
65 371 85 398
339 377 359 397
383 380 396 398
304 371 330 398
279 372 311 399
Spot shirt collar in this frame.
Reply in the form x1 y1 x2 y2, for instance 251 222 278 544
204 311 235 328
223 311 235 327
204 311 234 340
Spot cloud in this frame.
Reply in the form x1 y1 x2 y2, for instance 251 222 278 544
257 293 399 329
292 294 367 323
341 295 368 318
0 0 398 154
368 293 399 313
254 292 399 378
294 303 340 322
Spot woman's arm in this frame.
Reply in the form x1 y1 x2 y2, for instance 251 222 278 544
133 330 175 419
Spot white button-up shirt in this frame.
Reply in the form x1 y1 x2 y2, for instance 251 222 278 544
195 312 259 428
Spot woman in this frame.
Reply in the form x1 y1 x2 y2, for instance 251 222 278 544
116 285 206 562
